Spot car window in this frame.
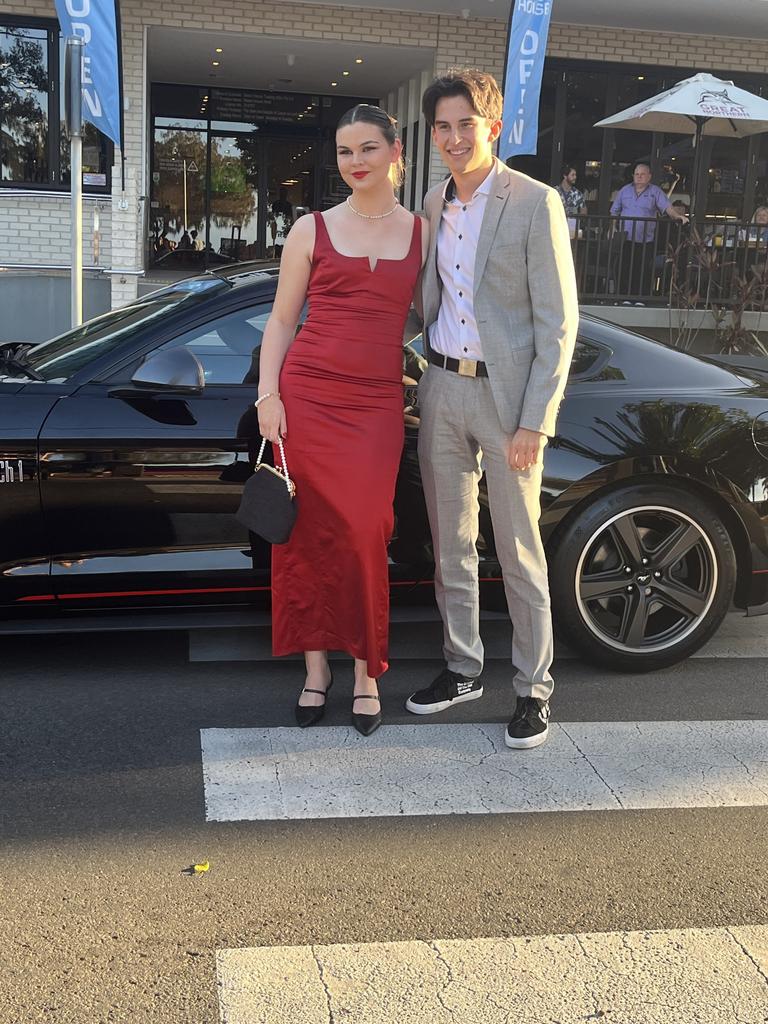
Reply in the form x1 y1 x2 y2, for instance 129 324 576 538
567 337 624 382
570 338 602 377
22 278 232 383
155 303 307 385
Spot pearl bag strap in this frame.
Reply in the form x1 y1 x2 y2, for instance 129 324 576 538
256 436 293 495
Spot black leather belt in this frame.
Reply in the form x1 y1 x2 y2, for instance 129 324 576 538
428 350 488 378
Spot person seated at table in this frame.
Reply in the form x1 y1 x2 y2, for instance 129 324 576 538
739 206 768 245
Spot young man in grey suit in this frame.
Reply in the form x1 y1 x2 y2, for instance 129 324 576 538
406 69 578 748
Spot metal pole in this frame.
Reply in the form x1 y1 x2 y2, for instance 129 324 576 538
183 159 188 232
690 118 704 226
65 38 84 328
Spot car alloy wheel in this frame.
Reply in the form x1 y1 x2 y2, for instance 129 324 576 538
575 505 718 654
549 484 737 671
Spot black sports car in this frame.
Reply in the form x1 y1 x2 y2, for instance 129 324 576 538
1 263 767 671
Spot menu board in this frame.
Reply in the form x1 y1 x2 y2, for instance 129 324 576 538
209 89 320 126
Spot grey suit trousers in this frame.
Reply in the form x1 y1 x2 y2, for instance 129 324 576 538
418 365 554 701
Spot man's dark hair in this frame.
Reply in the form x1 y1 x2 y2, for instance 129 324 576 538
421 68 503 127
560 163 577 180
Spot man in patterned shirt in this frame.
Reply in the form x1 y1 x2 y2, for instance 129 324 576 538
555 164 587 221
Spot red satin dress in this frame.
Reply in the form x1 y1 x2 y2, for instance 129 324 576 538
272 211 423 678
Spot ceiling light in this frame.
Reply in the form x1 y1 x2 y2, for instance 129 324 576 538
342 71 350 76
212 61 220 66
355 58 363 64
215 47 223 53
331 81 337 87
637 75 645 81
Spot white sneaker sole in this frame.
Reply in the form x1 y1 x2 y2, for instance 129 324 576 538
504 725 549 749
405 688 483 715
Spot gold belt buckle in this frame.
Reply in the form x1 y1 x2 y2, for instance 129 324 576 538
457 357 477 378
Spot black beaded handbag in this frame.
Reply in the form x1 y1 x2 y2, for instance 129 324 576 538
236 436 297 544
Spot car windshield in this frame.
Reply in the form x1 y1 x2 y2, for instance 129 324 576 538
21 277 231 383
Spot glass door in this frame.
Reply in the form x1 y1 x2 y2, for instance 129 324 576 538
150 127 208 268
209 134 260 263
150 127 320 266
264 137 317 260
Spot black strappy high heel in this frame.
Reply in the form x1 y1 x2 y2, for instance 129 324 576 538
352 692 382 736
295 671 334 728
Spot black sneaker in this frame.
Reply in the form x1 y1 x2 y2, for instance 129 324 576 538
505 696 550 749
405 668 482 715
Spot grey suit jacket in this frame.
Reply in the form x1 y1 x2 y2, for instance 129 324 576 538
421 158 578 438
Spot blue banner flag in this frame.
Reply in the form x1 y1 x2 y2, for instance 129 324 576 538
499 0 554 161
54 0 124 149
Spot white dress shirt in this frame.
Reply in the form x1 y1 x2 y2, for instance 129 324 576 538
429 167 494 362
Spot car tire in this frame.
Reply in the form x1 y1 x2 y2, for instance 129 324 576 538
550 483 737 672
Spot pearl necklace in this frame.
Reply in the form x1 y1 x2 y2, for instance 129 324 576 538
346 196 400 220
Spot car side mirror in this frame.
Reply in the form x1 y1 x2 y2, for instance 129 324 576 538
131 348 205 393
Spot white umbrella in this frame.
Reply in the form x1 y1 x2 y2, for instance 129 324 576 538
595 73 768 215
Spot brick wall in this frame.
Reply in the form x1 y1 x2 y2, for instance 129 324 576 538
547 24 768 73
2 0 768 308
0 194 112 268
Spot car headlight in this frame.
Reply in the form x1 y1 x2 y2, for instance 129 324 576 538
753 411 768 461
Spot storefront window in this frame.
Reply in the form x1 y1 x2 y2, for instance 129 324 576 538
707 135 750 219
265 137 316 257
755 132 768 211
150 83 368 268
658 133 693 212
0 23 50 184
151 128 208 266
507 69 557 185
0 17 111 190
209 135 259 261
609 75 662 201
562 71 607 211
58 36 110 188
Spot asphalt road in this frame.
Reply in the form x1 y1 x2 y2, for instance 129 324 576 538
1 614 767 1023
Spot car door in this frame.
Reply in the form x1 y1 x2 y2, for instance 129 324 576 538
38 301 276 610
0 381 61 608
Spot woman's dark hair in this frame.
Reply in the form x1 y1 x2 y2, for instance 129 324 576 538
421 68 503 128
560 163 577 180
336 104 405 187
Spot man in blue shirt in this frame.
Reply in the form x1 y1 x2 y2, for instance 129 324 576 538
610 162 688 299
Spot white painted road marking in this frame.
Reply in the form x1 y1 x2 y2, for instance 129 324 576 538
200 720 768 821
216 925 768 1024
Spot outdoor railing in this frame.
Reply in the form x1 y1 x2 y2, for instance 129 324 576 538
568 214 768 310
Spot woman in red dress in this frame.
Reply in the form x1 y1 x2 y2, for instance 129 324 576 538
257 105 428 735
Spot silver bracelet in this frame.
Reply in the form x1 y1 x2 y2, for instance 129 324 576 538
255 392 280 408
